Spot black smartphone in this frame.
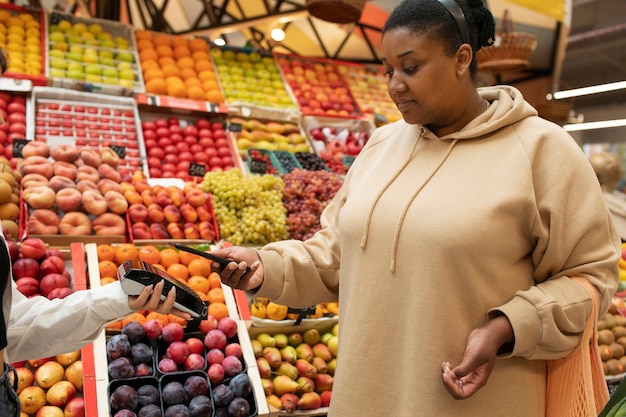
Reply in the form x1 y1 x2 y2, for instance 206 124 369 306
170 243 251 275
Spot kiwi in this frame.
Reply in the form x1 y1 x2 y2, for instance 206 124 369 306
619 355 626 369
600 344 614 361
599 329 616 345
610 342 625 359
618 336 626 351
605 358 624 375
613 325 626 339
598 319 608 330
616 315 626 327
604 313 618 329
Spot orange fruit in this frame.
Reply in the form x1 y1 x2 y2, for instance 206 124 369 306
121 312 146 327
135 30 153 41
184 77 202 88
98 260 118 279
158 56 176 67
197 291 209 302
198 70 217 82
187 258 212 277
189 38 208 52
97 244 116 262
176 57 195 70
152 34 171 47
167 263 189 281
206 90 224 103
139 48 158 62
145 311 169 327
145 78 167 95
136 39 154 51
115 243 138 264
207 302 229 321
187 86 206 101
167 82 186 98
155 44 173 58
137 245 161 264
100 276 117 286
178 249 200 266
106 321 122 330
170 35 188 48
159 248 179 268
173 45 191 60
168 314 188 326
179 67 197 80
143 68 165 82
194 60 213 73
207 287 225 304
141 60 160 72
187 275 210 294
161 65 180 77
202 79 219 91
208 272 222 289
191 50 210 61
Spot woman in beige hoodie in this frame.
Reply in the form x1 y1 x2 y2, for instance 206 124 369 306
211 0 621 415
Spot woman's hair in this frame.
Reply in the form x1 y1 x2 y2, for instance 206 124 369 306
383 0 495 75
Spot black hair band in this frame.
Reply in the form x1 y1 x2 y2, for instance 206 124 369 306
437 0 471 46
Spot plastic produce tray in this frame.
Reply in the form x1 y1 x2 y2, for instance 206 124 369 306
44 11 145 96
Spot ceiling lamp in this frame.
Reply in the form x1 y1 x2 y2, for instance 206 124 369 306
213 36 226 46
305 0 366 24
550 81 626 100
270 27 285 42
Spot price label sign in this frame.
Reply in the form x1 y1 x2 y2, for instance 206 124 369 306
188 163 206 177
228 123 242 132
12 139 30 158
110 145 126 158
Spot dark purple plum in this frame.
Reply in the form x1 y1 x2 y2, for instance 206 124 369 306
110 384 138 411
211 384 233 407
183 375 209 398
107 334 131 360
134 363 154 377
164 404 190 417
114 410 138 417
227 397 250 417
162 381 187 406
109 357 135 380
131 343 154 365
229 373 251 398
122 320 147 344
188 395 213 417
137 384 160 407
138 404 162 417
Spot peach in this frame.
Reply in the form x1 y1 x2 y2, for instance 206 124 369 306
163 204 181 223
131 222 152 240
48 175 76 193
127 203 149 223
141 189 157 206
76 179 98 194
23 185 56 209
81 190 107 215
21 173 49 189
50 144 80 162
185 188 208 208
92 213 126 236
147 203 165 223
198 221 217 241
156 190 173 207
28 208 60 235
195 205 212 222
78 148 101 167
120 182 136 193
97 163 121 182
123 189 143 205
166 222 184 239
150 223 169 239
100 147 120 167
167 186 186 206
55 188 82 212
104 190 128 215
183 222 200 240
15 277 40 297
52 161 77 180
59 211 92 235
132 170 146 182
75 165 99 183
97 178 123 195
19 156 54 179
179 203 198 223
21 141 50 158
134 179 152 193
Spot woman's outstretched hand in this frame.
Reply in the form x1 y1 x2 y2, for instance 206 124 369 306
208 246 264 292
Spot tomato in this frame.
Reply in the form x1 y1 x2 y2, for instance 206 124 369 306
176 142 190 153
213 129 226 140
205 148 218 159
164 145 177 155
169 124 182 135
195 119 210 129
149 167 162 177
169 133 183 144
168 117 180 126
190 144 203 154
221 156 233 167
157 137 172 148
183 125 198 137
155 118 168 128
147 157 162 168
211 122 224 131
148 147 165 159
164 154 178 165
198 137 215 148
144 138 157 149
177 160 191 172
198 128 212 139
179 151 193 162
162 162 177 173
215 138 228 148
194 152 210 164
156 127 170 138
183 135 197 146
142 121 156 131
209 156 223 167
217 146 231 157
9 123 25 135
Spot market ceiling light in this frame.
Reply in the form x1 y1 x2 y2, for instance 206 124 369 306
213 36 226 46
550 80 626 100
563 119 626 132
270 27 285 42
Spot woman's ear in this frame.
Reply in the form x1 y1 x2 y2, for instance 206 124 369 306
456 44 473 76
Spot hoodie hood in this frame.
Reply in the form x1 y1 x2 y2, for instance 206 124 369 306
361 85 538 271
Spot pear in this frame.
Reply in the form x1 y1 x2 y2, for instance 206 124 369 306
332 323 339 336
311 356 329 374
313 343 333 362
251 339 263 358
314 373 334 394
256 333 276 348
303 329 320 345
295 343 314 362
288 332 303 347
273 375 300 396
261 378 273 396
320 332 333 345
277 362 299 380
327 358 337 375
262 347 282 368
266 394 282 410
327 336 339 357
280 345 297 364
256 357 272 378
296 376 315 394
274 333 288 349
280 392 299 412
295 359 318 379
298 391 322 410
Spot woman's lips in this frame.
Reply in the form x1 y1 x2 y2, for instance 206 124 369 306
396 100 413 112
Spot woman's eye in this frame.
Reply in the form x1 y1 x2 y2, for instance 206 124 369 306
404 66 417 74
383 69 394 78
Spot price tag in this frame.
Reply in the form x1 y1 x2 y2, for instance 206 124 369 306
110 145 126 158
12 139 30 158
228 123 242 132
188 163 206 177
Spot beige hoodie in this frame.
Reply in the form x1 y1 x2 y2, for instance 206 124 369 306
255 86 621 416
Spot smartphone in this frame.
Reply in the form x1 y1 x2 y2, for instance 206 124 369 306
170 243 251 275
117 259 208 319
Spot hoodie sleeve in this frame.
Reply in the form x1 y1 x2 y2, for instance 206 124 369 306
491 120 621 360
7 280 134 362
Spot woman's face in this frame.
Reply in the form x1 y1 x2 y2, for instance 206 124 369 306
381 27 461 128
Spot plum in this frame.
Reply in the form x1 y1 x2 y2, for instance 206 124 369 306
137 384 160 407
214 407 228 417
222 355 243 377
110 384 138 411
183 375 209 398
229 373 252 398
107 334 131 360
164 404 190 417
188 395 213 417
114 410 138 417
162 381 187 406
134 363 154 377
158 358 178 373
138 404 162 417
131 342 154 365
109 357 135 380
212 384 233 407
122 320 147 344
227 397 250 417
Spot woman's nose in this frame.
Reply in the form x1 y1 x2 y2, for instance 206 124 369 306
387 73 407 95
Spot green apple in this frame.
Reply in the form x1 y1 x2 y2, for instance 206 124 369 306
57 20 72 31
48 31 65 43
117 78 134 88
73 22 87 33
49 68 65 78
99 58 115 67
213 56 224 65
102 67 118 78
48 49 65 59
69 45 83 54
115 52 134 63
50 41 68 52
88 23 103 35
65 51 83 62
83 53 98 64
118 69 134 80
83 38 99 46
117 62 132 71
114 36 129 47
49 59 67 70
99 49 113 59
66 35 83 44
100 39 115 48
67 62 83 72
66 69 84 79
84 64 102 75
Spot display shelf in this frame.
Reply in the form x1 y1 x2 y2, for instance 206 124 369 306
45 11 144 96
135 92 228 113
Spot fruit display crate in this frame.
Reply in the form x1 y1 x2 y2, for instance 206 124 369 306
274 52 363 120
27 86 148 173
137 106 241 181
212 46 301 123
335 61 402 125
44 11 145 96
0 3 47 86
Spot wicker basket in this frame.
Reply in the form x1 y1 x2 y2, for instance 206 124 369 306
305 0 366 23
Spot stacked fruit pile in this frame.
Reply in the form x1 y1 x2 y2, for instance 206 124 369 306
252 325 337 412
0 7 43 78
598 298 626 377
47 13 141 89
20 143 128 238
200 169 289 245
135 31 224 103
0 91 27 164
213 48 295 109
141 115 235 180
0 156 20 239
11 349 84 417
250 298 339 322
230 116 309 157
